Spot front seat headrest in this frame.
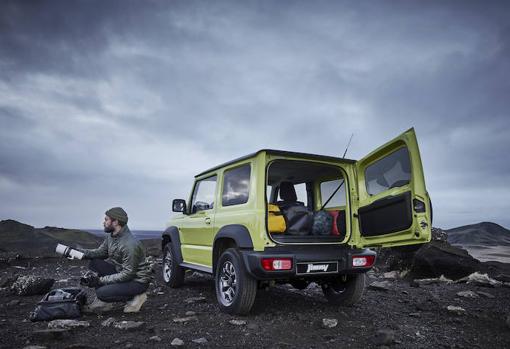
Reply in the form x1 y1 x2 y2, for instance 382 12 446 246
279 182 297 202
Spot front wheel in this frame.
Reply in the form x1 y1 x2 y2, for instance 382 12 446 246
162 244 185 288
321 273 366 306
215 248 257 315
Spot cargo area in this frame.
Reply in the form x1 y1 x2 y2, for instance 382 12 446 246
266 159 349 243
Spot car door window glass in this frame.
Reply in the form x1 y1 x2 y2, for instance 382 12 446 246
277 182 308 206
320 179 346 208
365 147 411 196
222 164 251 206
191 176 217 213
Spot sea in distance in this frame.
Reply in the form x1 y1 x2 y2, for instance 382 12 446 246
86 229 161 240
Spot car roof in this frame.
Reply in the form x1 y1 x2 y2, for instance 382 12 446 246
195 149 355 178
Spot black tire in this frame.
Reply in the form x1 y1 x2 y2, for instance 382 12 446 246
290 279 309 290
215 248 257 315
162 243 185 288
321 273 366 306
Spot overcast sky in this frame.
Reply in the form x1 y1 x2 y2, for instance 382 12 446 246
1 0 509 230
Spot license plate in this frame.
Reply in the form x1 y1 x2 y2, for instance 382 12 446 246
296 261 338 275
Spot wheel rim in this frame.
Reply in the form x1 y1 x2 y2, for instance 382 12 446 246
218 261 237 306
163 248 172 282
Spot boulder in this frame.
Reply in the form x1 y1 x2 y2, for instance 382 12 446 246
410 241 480 279
11 276 54 296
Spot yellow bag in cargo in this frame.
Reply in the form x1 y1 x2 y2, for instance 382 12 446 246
268 204 286 233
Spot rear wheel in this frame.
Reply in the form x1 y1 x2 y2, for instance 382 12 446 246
321 274 366 306
162 244 185 288
215 248 257 315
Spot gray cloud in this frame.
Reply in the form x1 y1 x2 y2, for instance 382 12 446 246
1 1 509 229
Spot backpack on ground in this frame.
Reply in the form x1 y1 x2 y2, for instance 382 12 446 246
29 288 87 322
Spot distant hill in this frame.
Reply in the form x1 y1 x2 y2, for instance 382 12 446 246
446 222 510 246
0 220 160 257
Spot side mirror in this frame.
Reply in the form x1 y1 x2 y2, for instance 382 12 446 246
172 199 187 213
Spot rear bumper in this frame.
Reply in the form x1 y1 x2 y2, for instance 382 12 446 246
240 245 376 280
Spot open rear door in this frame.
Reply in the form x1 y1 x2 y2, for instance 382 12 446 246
354 128 431 248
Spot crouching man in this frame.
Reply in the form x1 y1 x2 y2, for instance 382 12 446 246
78 207 152 313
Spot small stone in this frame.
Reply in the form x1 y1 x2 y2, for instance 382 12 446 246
322 318 338 329
22 346 47 349
7 299 20 306
113 321 145 331
125 343 133 348
465 272 502 287
247 323 259 330
101 317 116 327
150 336 162 342
456 290 479 298
409 312 421 317
383 271 399 279
171 338 184 346
476 291 495 299
185 311 196 316
506 315 510 329
192 337 208 344
173 316 197 323
158 304 168 310
185 296 207 304
447 305 466 315
374 329 395 346
48 319 90 329
369 281 392 291
229 319 247 326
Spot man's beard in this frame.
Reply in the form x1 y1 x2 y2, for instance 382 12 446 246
104 225 115 234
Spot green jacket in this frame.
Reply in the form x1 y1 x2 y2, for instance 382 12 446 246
80 226 152 285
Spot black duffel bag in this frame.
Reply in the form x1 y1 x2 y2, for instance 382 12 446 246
280 204 313 236
30 288 87 322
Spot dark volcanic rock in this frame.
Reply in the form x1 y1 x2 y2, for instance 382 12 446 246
11 275 55 296
410 241 480 279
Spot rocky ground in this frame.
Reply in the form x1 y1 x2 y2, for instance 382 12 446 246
1 257 509 349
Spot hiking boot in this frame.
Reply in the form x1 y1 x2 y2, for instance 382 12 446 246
82 297 114 313
123 292 147 313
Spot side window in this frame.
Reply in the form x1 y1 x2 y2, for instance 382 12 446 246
320 179 346 208
191 176 217 213
365 147 411 196
277 182 308 206
222 164 251 206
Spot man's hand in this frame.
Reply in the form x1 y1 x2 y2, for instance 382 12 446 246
80 273 101 288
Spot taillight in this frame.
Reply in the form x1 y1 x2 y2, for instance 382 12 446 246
261 258 292 271
352 255 375 268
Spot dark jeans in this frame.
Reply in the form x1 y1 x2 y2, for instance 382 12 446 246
89 259 149 303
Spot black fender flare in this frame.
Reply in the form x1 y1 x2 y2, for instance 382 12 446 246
162 226 183 264
212 224 254 272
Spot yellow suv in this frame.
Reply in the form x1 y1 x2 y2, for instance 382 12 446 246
162 128 432 314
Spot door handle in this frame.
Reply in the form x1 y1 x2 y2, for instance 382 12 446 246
205 217 211 225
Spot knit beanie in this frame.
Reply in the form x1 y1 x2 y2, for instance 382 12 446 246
105 207 128 224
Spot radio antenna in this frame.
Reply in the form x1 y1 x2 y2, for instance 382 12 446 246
342 133 354 158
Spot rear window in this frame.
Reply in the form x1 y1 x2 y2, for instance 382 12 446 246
222 164 251 206
320 179 346 208
365 147 411 196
